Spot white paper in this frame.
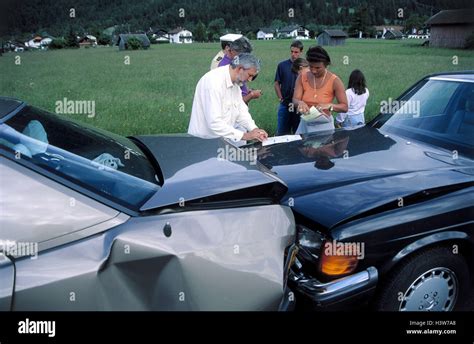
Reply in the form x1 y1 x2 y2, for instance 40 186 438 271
309 106 322 117
262 135 302 146
301 106 331 124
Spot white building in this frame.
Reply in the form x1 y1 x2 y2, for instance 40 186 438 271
169 28 193 44
152 29 170 43
257 28 274 40
40 37 53 46
278 25 309 40
26 36 42 49
78 35 97 47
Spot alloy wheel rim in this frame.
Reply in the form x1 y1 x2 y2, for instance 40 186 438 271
399 267 458 311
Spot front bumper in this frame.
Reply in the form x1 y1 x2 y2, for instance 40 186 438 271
290 266 378 309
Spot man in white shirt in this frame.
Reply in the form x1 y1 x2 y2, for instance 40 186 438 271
188 53 268 143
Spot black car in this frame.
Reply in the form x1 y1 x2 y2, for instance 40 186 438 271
255 71 474 311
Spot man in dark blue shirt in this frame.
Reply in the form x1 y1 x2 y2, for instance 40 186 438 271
274 40 304 135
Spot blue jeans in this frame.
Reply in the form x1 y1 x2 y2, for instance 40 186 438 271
341 113 365 128
277 103 300 135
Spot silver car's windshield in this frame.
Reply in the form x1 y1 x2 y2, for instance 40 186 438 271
0 106 160 210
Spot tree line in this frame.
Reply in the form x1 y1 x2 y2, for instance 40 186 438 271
1 0 471 40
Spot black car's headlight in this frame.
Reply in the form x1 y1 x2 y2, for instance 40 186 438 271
319 242 360 277
295 224 325 266
295 224 360 279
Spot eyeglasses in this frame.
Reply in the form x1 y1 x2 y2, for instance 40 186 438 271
244 69 258 81
249 73 258 81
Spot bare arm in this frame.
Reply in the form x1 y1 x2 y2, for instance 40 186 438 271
332 77 348 112
242 93 252 104
242 90 262 104
292 74 309 113
274 81 283 101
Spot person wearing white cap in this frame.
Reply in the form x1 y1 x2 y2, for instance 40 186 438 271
210 33 242 70
216 36 262 104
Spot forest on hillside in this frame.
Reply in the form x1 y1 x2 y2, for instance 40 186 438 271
1 0 472 40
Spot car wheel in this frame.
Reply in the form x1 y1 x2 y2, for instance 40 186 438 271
373 246 470 311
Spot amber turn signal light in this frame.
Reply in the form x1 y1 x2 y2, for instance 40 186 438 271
319 241 360 276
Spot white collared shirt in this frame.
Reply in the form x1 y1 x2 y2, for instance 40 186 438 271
188 65 257 142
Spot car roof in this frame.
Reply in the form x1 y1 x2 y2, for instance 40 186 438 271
0 97 25 119
427 71 474 83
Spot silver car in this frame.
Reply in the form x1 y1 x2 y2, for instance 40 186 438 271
0 97 295 311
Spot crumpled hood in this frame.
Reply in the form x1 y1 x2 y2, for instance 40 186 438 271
256 126 474 228
132 135 287 211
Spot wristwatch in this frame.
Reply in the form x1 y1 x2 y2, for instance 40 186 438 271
329 105 334 112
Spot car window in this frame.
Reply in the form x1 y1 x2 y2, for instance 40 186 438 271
0 106 160 210
381 79 474 158
416 80 457 117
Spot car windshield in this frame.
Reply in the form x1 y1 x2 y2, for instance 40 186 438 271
379 78 474 158
0 106 160 210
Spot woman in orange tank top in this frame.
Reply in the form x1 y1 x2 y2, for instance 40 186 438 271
293 46 348 132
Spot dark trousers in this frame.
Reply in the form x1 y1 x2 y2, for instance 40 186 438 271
277 103 300 135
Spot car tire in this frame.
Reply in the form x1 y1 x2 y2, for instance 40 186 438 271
373 246 470 311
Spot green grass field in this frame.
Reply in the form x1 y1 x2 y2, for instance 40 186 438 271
1 39 473 136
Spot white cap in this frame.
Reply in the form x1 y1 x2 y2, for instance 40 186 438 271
219 33 243 42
